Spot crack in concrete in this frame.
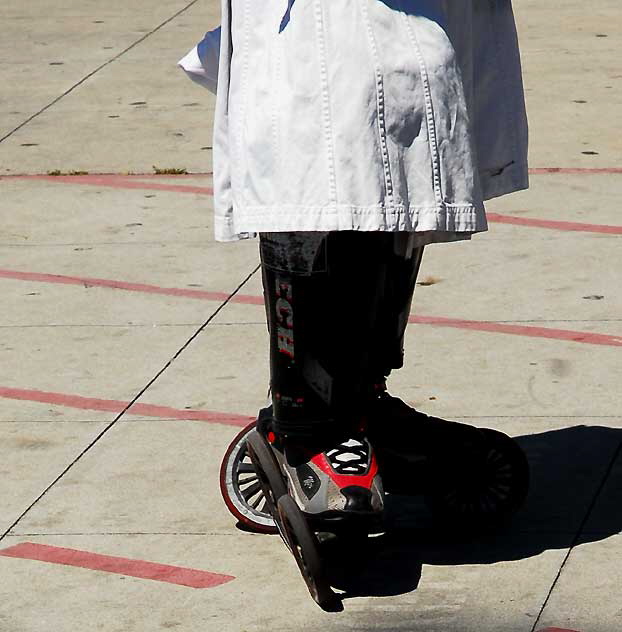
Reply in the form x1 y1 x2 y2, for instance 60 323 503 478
0 265 261 543
530 438 622 631
0 0 202 144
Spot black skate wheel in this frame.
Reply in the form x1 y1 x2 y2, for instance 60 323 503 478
277 495 337 610
219 422 277 534
425 428 530 526
246 431 288 519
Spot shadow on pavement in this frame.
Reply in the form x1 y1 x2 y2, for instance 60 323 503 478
326 425 622 600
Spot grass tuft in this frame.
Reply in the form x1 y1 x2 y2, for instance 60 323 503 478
152 166 188 175
46 170 89 176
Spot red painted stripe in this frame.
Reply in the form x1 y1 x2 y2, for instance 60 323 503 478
530 167 622 175
487 212 622 235
0 386 252 426
0 542 234 588
2 268 621 347
33 174 213 195
536 628 581 632
0 173 213 180
109 173 213 179
2 167 620 180
0 268 263 305
409 315 622 347
4 172 622 234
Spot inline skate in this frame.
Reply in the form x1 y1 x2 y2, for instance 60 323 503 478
218 231 529 608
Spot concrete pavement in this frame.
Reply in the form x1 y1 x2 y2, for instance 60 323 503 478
1 1 621 630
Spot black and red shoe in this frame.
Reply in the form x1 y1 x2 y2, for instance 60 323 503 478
272 434 385 526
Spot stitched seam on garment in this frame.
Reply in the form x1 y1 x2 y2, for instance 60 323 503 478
234 0 252 205
215 0 234 225
400 9 444 207
313 0 338 206
235 204 480 214
272 29 283 182
225 208 483 233
359 0 394 201
216 207 484 238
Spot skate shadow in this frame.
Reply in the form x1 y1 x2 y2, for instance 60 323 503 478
326 425 622 601
323 534 423 599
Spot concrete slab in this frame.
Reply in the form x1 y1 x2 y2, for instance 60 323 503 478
186 312 622 419
1 414 573 630
121 322 270 419
0 176 216 246
514 0 622 169
1 242 256 294
0 278 211 328
0 531 566 632
1 2 217 174
487 173 622 226
0 245 257 327
0 324 198 421
536 535 622 632
0 1 214 130
5 225 620 328
413 225 621 324
10 419 234 535
0 533 262 632
394 321 622 418
0 421 108 534
0 398 115 424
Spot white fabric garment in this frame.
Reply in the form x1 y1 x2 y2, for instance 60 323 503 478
178 27 221 92
182 0 529 242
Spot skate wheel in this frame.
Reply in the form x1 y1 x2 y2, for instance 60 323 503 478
277 495 337 610
219 422 277 534
425 428 530 525
246 431 288 519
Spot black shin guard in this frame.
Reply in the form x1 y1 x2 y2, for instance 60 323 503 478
260 232 423 440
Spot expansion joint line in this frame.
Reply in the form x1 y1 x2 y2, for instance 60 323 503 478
530 437 622 632
0 265 261 543
0 0 202 144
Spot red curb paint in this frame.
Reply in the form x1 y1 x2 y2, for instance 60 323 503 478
2 268 621 347
4 172 622 234
487 212 622 235
0 386 252 427
536 628 581 632
408 315 622 347
34 174 213 195
104 173 213 179
0 173 213 180
0 542 235 589
530 167 622 175
126 401 252 425
2 167 621 180
0 268 263 305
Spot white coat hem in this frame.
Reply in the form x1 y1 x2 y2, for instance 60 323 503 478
215 203 488 242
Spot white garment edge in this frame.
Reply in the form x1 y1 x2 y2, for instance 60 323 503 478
179 23 527 244
177 27 221 94
215 203 485 245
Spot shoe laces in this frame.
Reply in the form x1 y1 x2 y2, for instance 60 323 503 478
325 438 370 475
